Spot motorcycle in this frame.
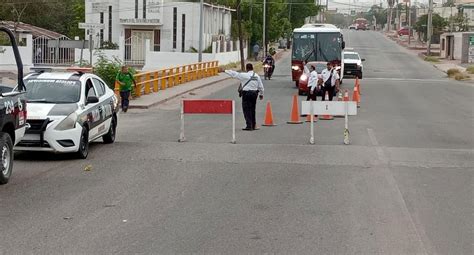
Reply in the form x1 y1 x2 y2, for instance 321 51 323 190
263 62 273 80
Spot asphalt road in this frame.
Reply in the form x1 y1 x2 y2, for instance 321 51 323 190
1 30 472 254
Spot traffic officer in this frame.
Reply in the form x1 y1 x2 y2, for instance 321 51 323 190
321 62 340 101
224 63 264 131
307 65 320 101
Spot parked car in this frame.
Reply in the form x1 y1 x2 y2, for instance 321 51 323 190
0 27 28 185
343 51 365 79
398 27 412 36
349 24 357 30
298 61 326 96
15 70 119 159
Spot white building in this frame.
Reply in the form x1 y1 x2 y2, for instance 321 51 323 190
85 0 233 64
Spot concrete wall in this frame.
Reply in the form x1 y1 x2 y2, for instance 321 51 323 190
142 41 247 71
74 48 121 66
439 32 474 63
0 34 33 72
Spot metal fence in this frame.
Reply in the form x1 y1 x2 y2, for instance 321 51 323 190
124 35 146 66
33 36 75 66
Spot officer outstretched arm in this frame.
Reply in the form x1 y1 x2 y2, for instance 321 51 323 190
224 70 246 82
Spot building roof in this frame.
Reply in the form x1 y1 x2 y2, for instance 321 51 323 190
0 21 67 39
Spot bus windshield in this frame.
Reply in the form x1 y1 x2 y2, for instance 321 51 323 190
292 32 342 62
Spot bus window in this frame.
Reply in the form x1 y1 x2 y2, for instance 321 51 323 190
292 33 315 60
316 33 341 62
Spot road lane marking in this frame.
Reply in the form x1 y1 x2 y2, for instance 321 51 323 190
367 128 432 255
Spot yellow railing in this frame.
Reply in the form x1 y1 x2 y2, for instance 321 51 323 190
114 61 220 98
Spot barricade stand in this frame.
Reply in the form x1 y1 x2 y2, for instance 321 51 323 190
179 99 236 144
302 100 357 145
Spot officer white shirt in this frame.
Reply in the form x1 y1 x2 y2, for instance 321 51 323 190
225 70 264 95
321 68 340 87
307 70 319 92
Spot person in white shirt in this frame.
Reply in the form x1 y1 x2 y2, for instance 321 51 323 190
321 62 340 101
306 65 320 101
225 63 264 131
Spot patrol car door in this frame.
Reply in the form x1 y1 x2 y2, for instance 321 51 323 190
83 78 102 141
91 78 113 137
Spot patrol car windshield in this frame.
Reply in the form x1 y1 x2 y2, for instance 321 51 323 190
24 79 81 103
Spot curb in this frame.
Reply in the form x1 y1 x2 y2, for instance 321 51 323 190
129 76 232 109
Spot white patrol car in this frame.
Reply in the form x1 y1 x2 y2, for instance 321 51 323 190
343 51 365 79
15 70 119 158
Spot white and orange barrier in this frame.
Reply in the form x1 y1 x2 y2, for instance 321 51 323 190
179 99 236 144
301 100 357 145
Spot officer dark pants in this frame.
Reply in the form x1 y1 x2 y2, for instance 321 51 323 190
306 90 317 101
242 90 258 129
322 86 335 101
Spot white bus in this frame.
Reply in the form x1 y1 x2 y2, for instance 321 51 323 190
291 24 345 87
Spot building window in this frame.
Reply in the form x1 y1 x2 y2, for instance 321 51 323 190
154 30 160 51
108 6 112 42
135 0 139 19
173 7 177 49
143 0 146 19
100 12 104 46
181 14 185 52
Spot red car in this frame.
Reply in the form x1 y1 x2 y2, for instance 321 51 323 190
298 61 326 95
398 27 411 36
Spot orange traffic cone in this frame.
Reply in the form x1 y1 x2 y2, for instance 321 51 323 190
320 92 334 120
287 94 303 124
262 101 276 126
356 77 361 94
352 85 361 108
343 89 350 101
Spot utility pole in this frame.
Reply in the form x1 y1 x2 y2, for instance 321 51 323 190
198 0 203 62
427 0 433 55
237 0 245 71
263 0 266 56
408 1 412 45
395 0 399 30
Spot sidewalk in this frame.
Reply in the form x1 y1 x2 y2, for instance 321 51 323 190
128 49 290 109
129 73 230 109
382 31 472 80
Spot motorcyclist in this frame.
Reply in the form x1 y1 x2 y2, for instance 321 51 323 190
263 54 275 77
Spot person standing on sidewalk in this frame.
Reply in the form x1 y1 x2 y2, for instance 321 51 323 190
253 44 260 61
321 62 340 101
224 63 264 131
115 66 136 112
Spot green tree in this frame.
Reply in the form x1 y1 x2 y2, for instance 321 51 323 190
414 14 448 42
0 0 85 38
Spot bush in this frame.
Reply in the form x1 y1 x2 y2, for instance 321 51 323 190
454 73 469 81
269 47 276 56
447 68 461 77
424 56 440 62
466 65 474 74
100 41 119 50
93 53 135 89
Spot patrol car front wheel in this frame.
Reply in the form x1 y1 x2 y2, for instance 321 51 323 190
76 126 89 159
0 132 13 185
